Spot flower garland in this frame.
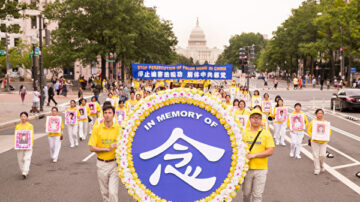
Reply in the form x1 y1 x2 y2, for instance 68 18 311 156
116 88 248 202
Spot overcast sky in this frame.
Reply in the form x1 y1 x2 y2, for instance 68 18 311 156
144 0 305 49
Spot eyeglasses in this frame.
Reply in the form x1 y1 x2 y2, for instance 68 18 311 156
250 116 262 120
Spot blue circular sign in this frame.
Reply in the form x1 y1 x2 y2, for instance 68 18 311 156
132 103 232 201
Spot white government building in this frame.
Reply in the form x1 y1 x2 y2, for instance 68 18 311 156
176 19 222 65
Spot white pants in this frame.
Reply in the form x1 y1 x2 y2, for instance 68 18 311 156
79 121 89 140
96 160 119 202
89 116 97 134
48 136 61 161
243 169 268 202
67 124 78 146
17 150 33 175
311 142 327 172
290 131 304 156
274 122 286 144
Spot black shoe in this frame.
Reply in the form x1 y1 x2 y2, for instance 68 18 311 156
22 174 27 179
356 172 360 178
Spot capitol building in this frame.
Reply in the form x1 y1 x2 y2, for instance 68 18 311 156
176 19 222 65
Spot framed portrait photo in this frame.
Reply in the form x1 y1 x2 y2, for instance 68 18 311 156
88 102 97 114
116 110 126 123
275 107 288 122
46 116 61 133
78 106 87 120
14 130 32 150
252 97 261 108
65 110 77 125
312 121 331 142
237 115 249 128
289 114 305 131
262 101 272 113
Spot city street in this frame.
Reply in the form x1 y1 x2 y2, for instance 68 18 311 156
0 79 359 202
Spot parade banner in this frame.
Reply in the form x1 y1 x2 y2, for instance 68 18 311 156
46 116 61 133
312 121 331 142
275 107 287 122
262 101 272 113
88 102 97 114
289 114 305 131
117 89 247 202
78 107 87 120
132 63 233 80
65 111 77 125
14 130 32 150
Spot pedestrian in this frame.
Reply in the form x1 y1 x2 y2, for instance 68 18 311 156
66 100 79 148
93 84 102 104
287 103 308 159
242 108 275 202
272 98 287 146
307 109 331 175
286 75 291 90
298 76 302 89
89 96 101 134
15 112 34 179
273 77 278 89
54 81 61 95
61 79 68 97
31 88 40 113
78 87 83 100
47 84 58 106
293 77 299 90
88 104 120 202
47 107 64 162
320 78 324 91
19 85 26 103
327 79 330 90
312 78 317 88
78 98 90 141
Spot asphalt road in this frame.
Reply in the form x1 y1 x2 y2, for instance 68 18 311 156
0 82 359 202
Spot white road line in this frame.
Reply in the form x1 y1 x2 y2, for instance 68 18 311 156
304 112 360 142
326 144 360 164
332 163 360 170
269 125 360 195
82 152 96 162
322 108 360 127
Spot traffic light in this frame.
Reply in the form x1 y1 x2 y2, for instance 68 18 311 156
250 45 255 61
239 48 246 72
340 47 344 56
5 34 10 46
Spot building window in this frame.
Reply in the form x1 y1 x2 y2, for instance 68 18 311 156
1 38 6 46
14 38 19 46
31 16 37 29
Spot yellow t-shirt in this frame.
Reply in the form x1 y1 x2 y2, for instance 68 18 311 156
89 102 101 117
307 119 331 144
125 99 138 114
286 111 309 131
133 80 140 89
48 117 65 137
88 122 121 160
243 128 275 169
78 105 91 121
15 122 34 146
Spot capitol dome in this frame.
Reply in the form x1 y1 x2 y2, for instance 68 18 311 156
188 18 207 47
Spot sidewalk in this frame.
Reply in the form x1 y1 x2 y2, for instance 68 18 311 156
0 91 93 129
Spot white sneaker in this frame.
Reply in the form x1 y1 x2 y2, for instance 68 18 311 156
75 142 79 146
295 155 302 159
314 171 320 175
275 142 280 146
289 153 294 158
70 145 75 148
52 159 57 163
280 142 286 146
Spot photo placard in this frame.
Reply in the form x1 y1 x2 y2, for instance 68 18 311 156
14 130 32 150
46 116 61 133
275 107 288 122
312 121 331 142
65 110 77 125
289 114 305 131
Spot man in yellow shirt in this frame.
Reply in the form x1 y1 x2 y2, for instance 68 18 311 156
15 112 34 179
125 92 138 114
88 105 121 202
242 108 275 202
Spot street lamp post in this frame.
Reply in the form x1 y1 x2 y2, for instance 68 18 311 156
39 15 44 111
5 33 10 92
31 36 38 90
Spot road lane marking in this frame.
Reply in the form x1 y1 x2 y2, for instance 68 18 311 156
332 163 360 170
269 125 360 195
82 152 96 162
322 108 360 126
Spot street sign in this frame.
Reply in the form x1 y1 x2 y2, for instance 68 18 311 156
106 59 115 62
350 68 357 73
0 50 5 56
31 48 40 56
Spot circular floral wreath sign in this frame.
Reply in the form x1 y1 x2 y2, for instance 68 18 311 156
117 88 248 201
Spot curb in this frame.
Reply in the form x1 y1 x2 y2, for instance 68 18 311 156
0 95 93 130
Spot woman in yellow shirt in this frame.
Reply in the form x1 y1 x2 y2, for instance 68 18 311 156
125 92 138 114
88 96 101 134
250 90 262 109
271 98 287 146
116 100 127 126
47 107 64 162
242 87 251 110
15 112 34 178
78 98 91 141
261 93 272 119
307 109 331 175
66 100 80 147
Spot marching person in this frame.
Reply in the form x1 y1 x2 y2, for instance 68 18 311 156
66 100 79 147
243 108 275 202
15 112 34 179
88 104 121 202
261 93 272 120
272 98 287 146
78 98 91 141
89 96 101 134
47 107 64 162
31 88 40 113
125 91 138 114
287 103 308 159
250 90 261 109
307 109 331 175
19 85 26 104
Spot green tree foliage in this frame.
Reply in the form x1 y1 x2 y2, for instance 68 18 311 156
43 0 178 81
215 32 266 70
